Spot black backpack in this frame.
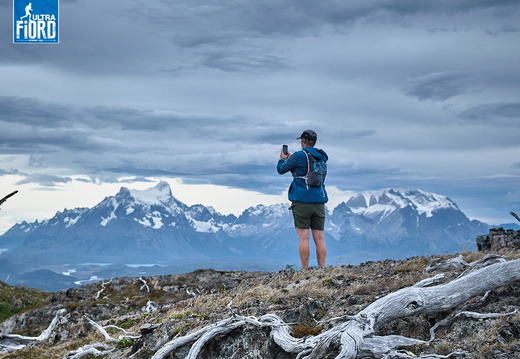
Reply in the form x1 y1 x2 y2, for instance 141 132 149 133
301 150 327 187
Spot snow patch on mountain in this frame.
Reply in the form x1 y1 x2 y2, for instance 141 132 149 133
64 216 79 228
189 218 220 233
363 203 396 221
100 198 119 226
135 214 164 229
395 189 458 216
101 211 117 227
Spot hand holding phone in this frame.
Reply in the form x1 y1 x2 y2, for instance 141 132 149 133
280 145 290 159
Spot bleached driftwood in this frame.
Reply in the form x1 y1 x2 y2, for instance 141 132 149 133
152 258 520 359
63 343 114 359
84 316 140 343
145 300 159 313
63 316 142 358
0 309 66 351
93 279 112 300
424 253 505 272
64 305 157 358
139 277 150 292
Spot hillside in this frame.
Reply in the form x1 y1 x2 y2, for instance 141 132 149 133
0 250 518 358
0 283 49 322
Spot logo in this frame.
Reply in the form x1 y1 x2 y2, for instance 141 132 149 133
13 0 59 44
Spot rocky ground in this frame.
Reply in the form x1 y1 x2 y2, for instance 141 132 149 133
0 250 519 359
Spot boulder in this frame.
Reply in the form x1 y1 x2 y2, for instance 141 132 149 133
476 227 520 251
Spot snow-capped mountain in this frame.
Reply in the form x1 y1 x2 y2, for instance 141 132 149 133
345 189 459 218
0 182 238 267
0 182 491 291
328 189 488 256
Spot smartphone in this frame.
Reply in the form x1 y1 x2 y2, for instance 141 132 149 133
282 145 288 155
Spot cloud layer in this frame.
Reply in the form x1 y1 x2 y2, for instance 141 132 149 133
0 0 519 227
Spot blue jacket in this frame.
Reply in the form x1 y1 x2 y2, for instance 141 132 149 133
277 147 328 204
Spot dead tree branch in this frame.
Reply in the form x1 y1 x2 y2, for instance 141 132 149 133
93 279 112 300
63 316 141 358
84 316 140 343
0 191 18 209
424 253 505 272
0 309 65 351
63 343 114 359
63 306 155 358
139 277 150 292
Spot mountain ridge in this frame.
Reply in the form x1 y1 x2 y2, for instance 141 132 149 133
0 182 499 291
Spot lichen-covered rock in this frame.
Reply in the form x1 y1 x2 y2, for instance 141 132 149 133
477 228 520 251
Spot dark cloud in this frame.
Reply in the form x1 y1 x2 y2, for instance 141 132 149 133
400 71 474 102
74 177 93 183
2 0 516 76
0 96 70 127
459 102 520 123
15 174 72 187
0 120 121 154
29 155 47 168
132 0 520 42
202 54 290 73
124 0 519 75
119 177 155 184
0 97 246 154
486 25 520 36
0 94 294 191
0 168 22 176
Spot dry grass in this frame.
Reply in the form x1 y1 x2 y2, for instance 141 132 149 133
292 321 325 338
394 256 430 273
183 293 230 315
236 284 273 303
1 250 519 359
0 333 100 359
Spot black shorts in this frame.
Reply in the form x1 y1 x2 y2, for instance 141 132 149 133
291 202 325 230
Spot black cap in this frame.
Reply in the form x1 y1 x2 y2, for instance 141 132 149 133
297 129 317 141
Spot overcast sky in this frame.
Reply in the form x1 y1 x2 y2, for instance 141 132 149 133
1 0 519 233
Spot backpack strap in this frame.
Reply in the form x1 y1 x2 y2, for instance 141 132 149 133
293 150 313 188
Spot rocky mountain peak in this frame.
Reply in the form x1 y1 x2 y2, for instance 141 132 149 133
237 203 289 224
345 188 459 218
111 181 181 208
128 181 176 205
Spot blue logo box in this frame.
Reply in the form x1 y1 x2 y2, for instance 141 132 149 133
13 0 59 44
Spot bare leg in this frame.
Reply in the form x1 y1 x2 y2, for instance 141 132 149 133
311 229 326 268
296 228 310 269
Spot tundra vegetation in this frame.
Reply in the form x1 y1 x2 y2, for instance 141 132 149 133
0 250 518 359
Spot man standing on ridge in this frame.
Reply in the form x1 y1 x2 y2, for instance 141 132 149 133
277 129 328 269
